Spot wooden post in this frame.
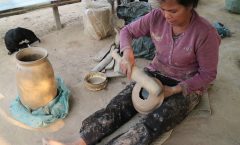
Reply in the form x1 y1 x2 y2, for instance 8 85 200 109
52 6 62 30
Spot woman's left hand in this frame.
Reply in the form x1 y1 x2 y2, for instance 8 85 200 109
163 85 182 98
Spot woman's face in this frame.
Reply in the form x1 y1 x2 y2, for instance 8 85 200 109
159 0 192 27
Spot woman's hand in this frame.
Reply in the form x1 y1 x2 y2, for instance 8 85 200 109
120 49 135 79
164 85 182 98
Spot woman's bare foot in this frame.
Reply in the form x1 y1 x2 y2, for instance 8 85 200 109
42 138 87 145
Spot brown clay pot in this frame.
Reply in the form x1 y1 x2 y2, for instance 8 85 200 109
15 47 57 110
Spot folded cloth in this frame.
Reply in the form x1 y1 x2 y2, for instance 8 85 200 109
213 22 231 38
188 91 211 118
10 77 70 128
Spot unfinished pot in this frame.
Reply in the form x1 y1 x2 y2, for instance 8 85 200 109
15 47 57 110
132 79 164 114
112 50 164 114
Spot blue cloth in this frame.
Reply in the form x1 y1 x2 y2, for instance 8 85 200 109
117 1 155 60
10 77 70 128
213 22 231 38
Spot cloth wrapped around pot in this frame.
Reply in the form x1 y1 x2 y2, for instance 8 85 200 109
10 77 70 128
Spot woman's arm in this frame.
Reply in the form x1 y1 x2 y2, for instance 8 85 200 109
179 28 221 96
119 10 157 78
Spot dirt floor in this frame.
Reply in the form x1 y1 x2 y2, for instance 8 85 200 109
0 0 240 145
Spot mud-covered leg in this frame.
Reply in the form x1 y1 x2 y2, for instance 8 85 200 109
79 82 137 145
142 93 201 141
106 93 200 145
106 123 151 145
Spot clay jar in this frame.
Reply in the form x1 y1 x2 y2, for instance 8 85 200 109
15 47 57 110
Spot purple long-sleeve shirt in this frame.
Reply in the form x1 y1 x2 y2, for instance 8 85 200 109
120 9 221 95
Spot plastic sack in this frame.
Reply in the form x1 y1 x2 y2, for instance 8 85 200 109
117 1 152 24
83 0 113 40
225 0 240 14
148 0 160 9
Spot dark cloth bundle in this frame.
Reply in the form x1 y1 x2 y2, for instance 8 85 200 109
117 2 155 60
4 27 40 55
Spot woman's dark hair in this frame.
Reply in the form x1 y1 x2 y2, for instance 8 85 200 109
178 0 199 8
159 0 199 8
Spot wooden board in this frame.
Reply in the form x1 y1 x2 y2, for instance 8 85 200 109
0 0 81 29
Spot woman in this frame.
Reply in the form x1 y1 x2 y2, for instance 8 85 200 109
43 0 220 144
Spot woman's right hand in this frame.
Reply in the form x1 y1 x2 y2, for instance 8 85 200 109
120 49 135 80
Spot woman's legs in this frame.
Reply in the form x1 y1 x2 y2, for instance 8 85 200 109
43 68 200 145
105 69 201 145
142 93 200 140
106 93 200 145
43 83 137 145
79 82 138 145
43 82 137 145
